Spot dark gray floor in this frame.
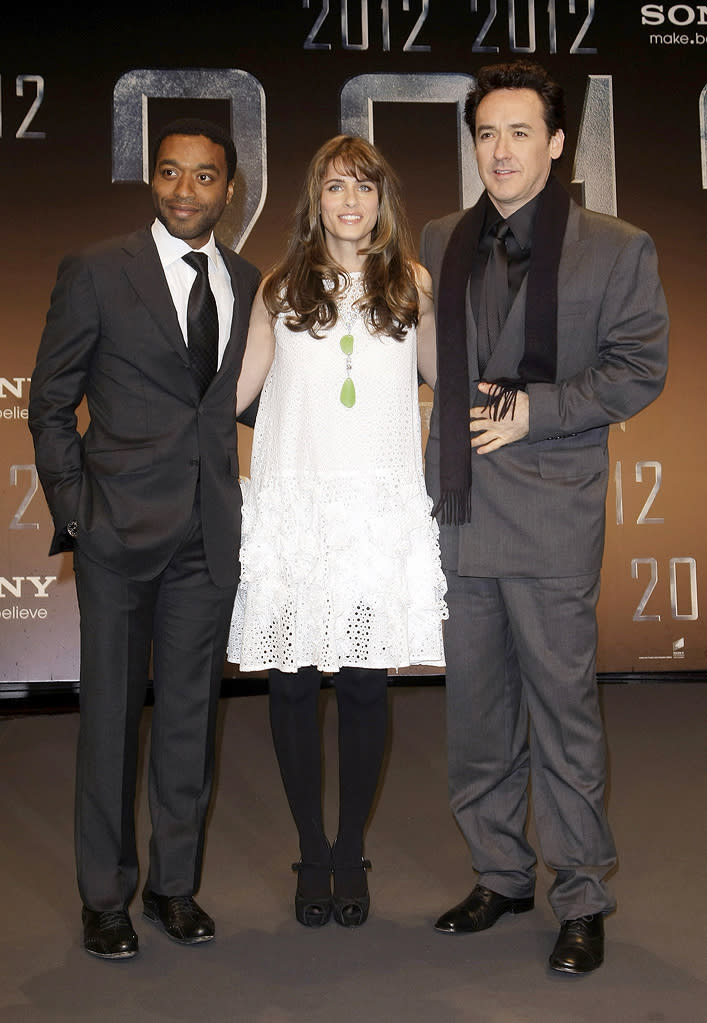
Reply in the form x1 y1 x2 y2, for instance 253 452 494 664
1 683 705 1023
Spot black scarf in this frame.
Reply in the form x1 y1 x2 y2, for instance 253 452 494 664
433 174 570 524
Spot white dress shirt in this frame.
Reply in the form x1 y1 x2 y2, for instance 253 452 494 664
151 218 235 369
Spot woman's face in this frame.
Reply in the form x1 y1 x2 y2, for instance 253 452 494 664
319 160 380 258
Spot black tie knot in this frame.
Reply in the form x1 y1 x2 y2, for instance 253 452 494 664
182 251 210 276
491 220 511 244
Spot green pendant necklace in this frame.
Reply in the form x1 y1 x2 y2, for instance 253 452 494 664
337 274 364 409
339 331 355 407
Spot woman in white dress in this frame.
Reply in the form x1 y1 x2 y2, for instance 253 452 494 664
229 135 446 928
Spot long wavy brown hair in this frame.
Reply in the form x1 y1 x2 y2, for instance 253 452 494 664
262 135 419 341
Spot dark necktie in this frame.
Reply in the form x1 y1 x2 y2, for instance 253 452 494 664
483 220 512 353
182 251 218 398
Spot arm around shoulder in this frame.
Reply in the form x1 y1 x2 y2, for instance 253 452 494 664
235 281 276 416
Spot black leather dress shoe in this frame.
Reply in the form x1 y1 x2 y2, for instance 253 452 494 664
82 907 138 959
142 891 215 944
435 884 535 934
549 913 604 974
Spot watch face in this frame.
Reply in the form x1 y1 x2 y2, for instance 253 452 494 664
67 521 79 538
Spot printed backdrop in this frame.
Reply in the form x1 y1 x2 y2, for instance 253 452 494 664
0 1 705 684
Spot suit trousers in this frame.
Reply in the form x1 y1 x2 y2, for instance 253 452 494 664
73 501 237 911
443 569 617 921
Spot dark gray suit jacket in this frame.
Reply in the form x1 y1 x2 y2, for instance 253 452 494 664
29 227 260 587
421 197 669 578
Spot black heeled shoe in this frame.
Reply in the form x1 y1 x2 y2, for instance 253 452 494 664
332 857 372 927
291 861 333 927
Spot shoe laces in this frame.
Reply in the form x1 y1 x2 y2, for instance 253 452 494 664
169 896 199 917
98 910 130 931
564 915 595 934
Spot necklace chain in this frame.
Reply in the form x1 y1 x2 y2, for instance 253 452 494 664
333 275 365 408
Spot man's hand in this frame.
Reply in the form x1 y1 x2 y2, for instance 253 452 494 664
470 381 529 454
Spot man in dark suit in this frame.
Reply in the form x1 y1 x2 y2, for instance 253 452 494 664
29 118 260 959
421 63 668 973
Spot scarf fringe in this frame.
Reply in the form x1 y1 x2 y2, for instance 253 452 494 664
482 379 527 421
432 488 473 526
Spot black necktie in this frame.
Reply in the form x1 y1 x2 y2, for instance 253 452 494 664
182 251 218 398
483 220 512 353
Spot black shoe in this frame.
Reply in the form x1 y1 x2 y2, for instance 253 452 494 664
82 907 138 959
292 860 333 927
332 857 371 928
435 883 535 934
142 891 215 944
549 913 604 974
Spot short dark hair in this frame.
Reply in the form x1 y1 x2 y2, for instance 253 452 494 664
464 61 565 141
151 117 237 181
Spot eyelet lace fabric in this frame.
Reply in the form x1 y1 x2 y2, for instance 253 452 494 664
227 279 447 673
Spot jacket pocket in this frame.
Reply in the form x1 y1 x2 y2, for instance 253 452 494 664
84 445 155 477
538 445 606 480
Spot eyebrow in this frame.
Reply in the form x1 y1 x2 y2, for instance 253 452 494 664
157 158 221 172
324 174 374 184
477 121 534 133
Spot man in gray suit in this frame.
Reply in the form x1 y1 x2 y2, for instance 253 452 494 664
421 62 668 973
29 119 260 959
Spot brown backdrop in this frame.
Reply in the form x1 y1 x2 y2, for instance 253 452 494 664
0 1 704 683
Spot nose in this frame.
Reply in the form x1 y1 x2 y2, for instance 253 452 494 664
174 176 196 198
493 133 510 161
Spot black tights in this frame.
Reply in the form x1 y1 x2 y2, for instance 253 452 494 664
268 666 389 868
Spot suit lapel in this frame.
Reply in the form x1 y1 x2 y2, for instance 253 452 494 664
213 243 250 385
483 277 528 381
556 204 589 291
122 229 191 367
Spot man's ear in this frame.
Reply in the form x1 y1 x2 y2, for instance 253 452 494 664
550 129 565 160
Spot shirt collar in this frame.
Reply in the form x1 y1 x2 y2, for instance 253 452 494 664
151 218 220 269
482 190 543 253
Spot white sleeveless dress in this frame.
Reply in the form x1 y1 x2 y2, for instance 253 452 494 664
227 275 447 673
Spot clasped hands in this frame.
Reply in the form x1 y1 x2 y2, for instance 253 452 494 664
470 381 529 454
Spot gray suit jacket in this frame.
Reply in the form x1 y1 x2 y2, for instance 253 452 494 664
421 196 669 578
29 227 260 587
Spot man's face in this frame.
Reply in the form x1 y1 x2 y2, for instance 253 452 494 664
474 87 564 217
151 133 234 249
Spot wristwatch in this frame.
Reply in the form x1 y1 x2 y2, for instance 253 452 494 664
66 520 79 539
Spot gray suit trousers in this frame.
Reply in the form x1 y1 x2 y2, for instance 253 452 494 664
444 570 617 921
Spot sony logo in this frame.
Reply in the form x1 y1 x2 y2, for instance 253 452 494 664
641 4 707 24
0 576 57 598
0 377 31 400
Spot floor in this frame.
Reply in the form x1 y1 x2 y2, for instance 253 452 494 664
1 683 705 1023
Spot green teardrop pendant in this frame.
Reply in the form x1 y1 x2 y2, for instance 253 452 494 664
340 377 356 408
340 334 354 355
